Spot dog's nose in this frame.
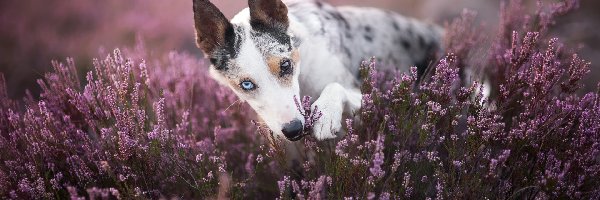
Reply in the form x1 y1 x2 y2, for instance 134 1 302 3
282 119 304 141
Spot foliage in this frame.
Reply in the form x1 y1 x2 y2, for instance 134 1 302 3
1 0 598 199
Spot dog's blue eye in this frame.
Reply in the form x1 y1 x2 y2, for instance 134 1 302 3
240 81 255 91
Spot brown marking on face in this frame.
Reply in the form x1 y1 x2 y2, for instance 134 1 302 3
267 50 300 77
291 50 300 64
265 52 296 86
228 78 241 91
267 55 281 77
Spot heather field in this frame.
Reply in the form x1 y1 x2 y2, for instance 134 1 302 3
1 0 599 199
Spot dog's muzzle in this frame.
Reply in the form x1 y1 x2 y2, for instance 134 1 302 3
282 119 304 141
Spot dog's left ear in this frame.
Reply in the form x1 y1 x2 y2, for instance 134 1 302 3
248 0 289 31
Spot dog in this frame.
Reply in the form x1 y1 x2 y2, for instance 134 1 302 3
192 0 443 141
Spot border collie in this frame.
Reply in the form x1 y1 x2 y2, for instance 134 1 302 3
192 0 443 141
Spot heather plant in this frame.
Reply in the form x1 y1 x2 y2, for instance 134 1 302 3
1 0 599 199
0 46 285 199
269 0 599 199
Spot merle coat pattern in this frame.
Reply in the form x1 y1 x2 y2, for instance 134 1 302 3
193 0 443 141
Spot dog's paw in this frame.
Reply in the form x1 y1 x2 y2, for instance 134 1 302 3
311 98 343 140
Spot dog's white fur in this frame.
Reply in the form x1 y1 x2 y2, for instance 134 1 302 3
194 0 443 141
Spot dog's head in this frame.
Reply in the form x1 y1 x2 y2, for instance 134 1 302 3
193 0 305 141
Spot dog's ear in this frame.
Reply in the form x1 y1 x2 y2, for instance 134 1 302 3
193 0 234 56
248 0 289 31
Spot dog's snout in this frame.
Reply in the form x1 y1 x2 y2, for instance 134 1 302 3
281 119 304 141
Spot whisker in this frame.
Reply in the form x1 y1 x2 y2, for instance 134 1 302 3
223 99 242 113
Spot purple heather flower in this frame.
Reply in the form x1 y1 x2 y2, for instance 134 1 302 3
369 135 386 180
294 95 323 133
0 0 597 198
277 176 290 198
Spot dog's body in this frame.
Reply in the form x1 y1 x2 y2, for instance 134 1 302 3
193 0 443 141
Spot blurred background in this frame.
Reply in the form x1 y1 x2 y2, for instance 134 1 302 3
1 0 598 99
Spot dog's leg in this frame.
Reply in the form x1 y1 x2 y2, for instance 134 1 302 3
311 83 362 140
